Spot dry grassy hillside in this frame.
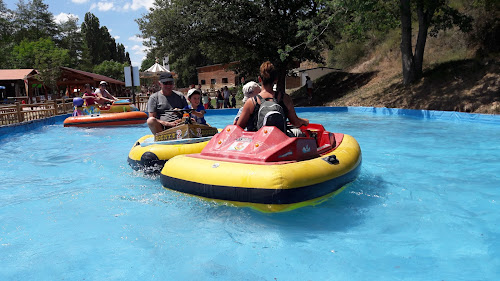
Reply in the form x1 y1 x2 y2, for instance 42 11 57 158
290 32 500 115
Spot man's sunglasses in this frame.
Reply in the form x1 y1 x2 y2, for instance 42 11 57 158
162 81 174 85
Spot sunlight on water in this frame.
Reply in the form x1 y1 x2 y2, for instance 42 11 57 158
0 109 499 280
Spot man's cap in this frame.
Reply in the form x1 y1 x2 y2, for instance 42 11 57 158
159 72 174 83
99 81 108 85
187 88 202 98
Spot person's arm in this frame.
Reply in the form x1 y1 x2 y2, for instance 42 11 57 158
95 91 114 103
148 111 182 127
190 105 205 118
105 90 119 101
283 94 309 127
236 98 255 129
233 108 243 124
191 111 204 118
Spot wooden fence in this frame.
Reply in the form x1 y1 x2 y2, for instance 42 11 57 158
0 99 75 126
136 96 149 112
0 97 149 126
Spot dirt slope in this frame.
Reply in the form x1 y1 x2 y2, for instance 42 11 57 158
291 58 499 115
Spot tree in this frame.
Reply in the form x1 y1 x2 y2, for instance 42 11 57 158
399 0 472 84
12 0 57 43
99 26 115 62
80 12 103 67
12 38 70 91
30 0 57 39
125 52 131 65
137 0 327 91
116 43 127 63
140 56 155 72
303 0 399 69
93 60 129 81
465 0 500 55
0 0 15 68
170 49 212 88
56 15 82 68
81 12 125 69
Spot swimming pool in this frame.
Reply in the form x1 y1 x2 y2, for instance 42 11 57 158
1 107 499 280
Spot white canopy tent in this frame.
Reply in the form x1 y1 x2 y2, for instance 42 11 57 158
145 62 169 73
139 60 176 93
140 61 174 79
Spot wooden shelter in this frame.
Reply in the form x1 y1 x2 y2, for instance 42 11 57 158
0 69 43 104
58 67 125 97
0 68 126 103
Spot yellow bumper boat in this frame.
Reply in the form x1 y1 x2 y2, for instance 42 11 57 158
160 124 362 212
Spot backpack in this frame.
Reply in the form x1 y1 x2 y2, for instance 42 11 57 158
255 95 286 132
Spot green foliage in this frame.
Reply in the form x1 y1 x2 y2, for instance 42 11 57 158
81 12 128 70
465 0 500 55
12 0 57 43
93 60 129 81
137 0 327 90
55 15 82 68
12 38 41 68
0 0 14 68
0 1 130 71
140 56 155 72
12 37 70 90
328 41 366 69
81 13 103 66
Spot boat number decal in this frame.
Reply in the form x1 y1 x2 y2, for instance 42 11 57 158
228 141 250 151
212 163 220 168
176 130 182 139
302 145 311 153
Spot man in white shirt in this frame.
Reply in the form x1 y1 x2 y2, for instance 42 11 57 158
95 81 119 105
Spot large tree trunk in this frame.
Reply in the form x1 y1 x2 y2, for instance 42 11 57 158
414 2 434 80
276 67 287 94
400 0 415 85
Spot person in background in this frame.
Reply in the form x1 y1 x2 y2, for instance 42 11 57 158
95 81 119 105
202 92 210 109
184 88 207 125
236 61 308 134
306 76 313 101
233 81 261 126
216 90 224 109
146 72 188 134
231 93 236 108
81 84 98 106
223 86 230 108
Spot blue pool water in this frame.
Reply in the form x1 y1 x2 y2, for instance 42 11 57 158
1 108 499 280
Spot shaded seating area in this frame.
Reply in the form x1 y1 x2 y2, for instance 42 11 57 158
0 68 126 104
59 67 125 97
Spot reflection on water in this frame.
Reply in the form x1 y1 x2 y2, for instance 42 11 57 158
0 110 499 280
